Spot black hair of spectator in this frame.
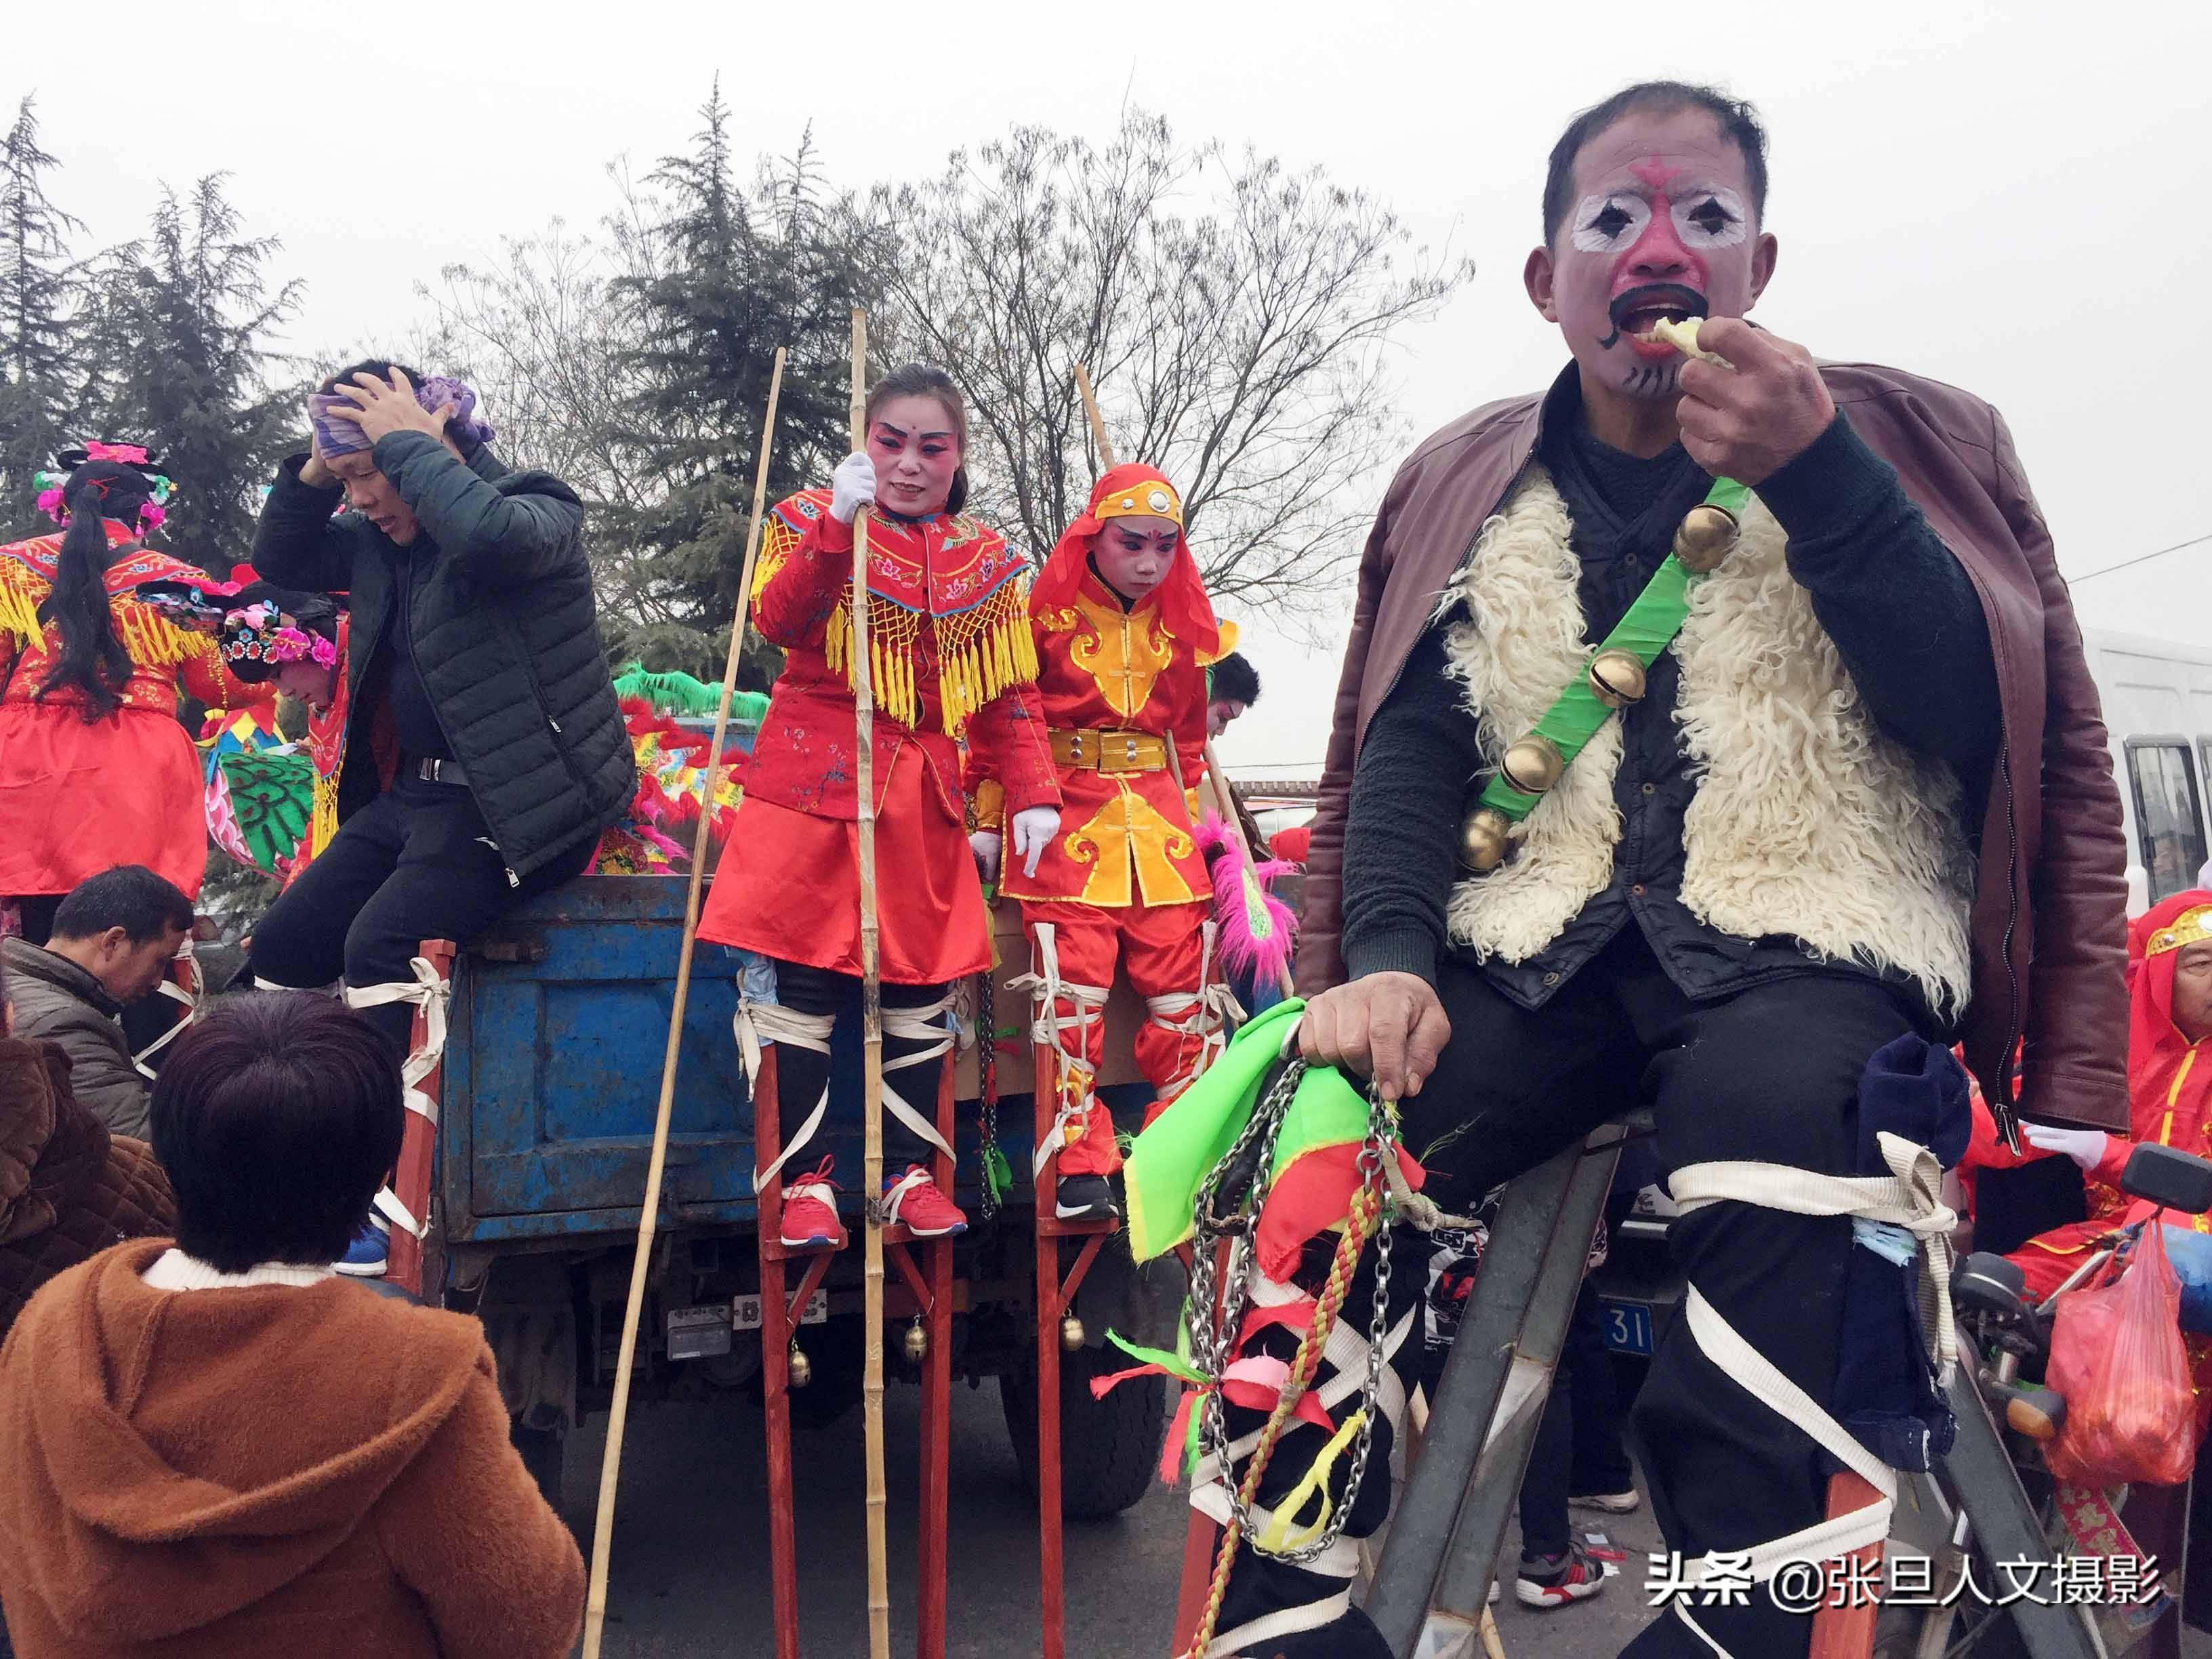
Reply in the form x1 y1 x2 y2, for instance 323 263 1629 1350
1211 650 1261 709
50 865 194 945
1541 81 1769 246
152 994 403 1271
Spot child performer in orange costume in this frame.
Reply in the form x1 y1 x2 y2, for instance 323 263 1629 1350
979 464 1240 1221
699 365 1061 1248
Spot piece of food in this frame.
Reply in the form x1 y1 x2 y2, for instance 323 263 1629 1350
1642 315 1729 366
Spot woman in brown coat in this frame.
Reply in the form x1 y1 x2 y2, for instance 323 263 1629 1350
0 993 584 1659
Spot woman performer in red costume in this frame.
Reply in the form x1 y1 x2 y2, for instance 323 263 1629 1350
0 445 251 941
698 365 1061 1248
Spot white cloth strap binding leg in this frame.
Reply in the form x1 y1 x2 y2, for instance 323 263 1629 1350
1635 1138 1953 1654
344 956 451 1128
879 996 957 1164
735 999 836 1192
1670 1134 1958 1385
1006 922 1110 1177
134 940 203 1076
373 1185 426 1240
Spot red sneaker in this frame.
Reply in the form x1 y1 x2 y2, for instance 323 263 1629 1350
883 1166 967 1237
1515 1538 1607 1609
779 1158 847 1250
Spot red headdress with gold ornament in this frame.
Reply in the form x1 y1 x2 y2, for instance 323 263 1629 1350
1031 463 1223 659
2129 888 2212 1145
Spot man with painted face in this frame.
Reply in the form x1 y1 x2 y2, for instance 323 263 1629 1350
1194 83 2128 1658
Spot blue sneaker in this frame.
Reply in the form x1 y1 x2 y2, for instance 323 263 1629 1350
335 1215 390 1277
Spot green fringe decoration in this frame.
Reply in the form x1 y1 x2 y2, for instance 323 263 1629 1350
613 663 768 726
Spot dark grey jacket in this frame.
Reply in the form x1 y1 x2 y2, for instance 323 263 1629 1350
0 938 147 1140
251 433 634 882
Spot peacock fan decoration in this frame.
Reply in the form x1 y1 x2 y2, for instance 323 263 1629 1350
1194 811 1298 996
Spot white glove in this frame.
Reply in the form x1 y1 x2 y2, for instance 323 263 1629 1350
968 830 1002 884
829 452 876 525
2023 1124 2110 1173
1010 806 1061 880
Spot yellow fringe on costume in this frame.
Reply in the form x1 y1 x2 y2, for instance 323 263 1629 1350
822 581 1038 739
0 555 216 677
0 556 47 644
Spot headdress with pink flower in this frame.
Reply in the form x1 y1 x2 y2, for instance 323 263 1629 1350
222 601 340 670
33 442 176 535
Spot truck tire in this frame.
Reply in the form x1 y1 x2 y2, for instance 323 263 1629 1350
1000 1344 1166 1520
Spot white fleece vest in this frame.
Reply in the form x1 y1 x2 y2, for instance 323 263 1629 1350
1439 467 1974 1016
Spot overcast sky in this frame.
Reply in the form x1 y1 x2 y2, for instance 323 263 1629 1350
15 0 2207 775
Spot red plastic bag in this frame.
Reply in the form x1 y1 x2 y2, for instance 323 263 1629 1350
2046 1218 2200 1488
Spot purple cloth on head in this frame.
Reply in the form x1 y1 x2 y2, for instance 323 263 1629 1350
307 375 497 459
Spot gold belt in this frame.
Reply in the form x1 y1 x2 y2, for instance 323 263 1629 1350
1050 727 1170 774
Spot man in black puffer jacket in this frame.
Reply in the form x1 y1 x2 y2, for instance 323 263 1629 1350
243 363 633 1068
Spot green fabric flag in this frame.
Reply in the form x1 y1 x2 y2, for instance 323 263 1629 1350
1123 997 1376 1264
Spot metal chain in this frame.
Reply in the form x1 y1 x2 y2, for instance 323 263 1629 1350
1186 1059 1401 1566
976 968 1001 1224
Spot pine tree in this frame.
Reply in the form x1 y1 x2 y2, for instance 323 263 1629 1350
0 95 85 516
608 85 882 678
83 175 304 578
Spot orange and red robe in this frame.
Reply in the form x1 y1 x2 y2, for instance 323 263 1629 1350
987 464 1237 1176
698 489 1057 984
0 523 254 901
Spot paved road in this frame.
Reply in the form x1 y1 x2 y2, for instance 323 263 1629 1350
562 1376 1673 1657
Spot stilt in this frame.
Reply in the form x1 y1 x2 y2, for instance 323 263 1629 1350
386 939 455 1300
754 1044 839 1659
880 1031 960 1659
1032 1042 1118 1659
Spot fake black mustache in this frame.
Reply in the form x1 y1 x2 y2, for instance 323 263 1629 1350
1598 283 1708 350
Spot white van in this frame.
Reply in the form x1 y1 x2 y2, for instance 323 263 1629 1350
2081 628 2212 914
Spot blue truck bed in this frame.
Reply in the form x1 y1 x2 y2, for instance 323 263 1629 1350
437 875 1094 1248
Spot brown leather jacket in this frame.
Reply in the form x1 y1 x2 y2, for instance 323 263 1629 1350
1297 361 2129 1132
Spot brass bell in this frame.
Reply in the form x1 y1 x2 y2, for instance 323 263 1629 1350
1457 806 1512 874
1587 649 1647 709
1671 503 1740 574
1500 734 1565 796
903 1317 929 1364
1060 1313 1085 1352
787 1341 812 1390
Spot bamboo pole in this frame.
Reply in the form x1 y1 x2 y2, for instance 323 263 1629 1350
849 310 893 1659
1073 363 1115 470
1072 363 1294 1000
581 348 787 1659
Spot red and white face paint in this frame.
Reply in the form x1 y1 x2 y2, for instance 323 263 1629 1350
1527 106 1775 405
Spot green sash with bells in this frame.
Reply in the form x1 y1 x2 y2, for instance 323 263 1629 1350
1460 474 1748 871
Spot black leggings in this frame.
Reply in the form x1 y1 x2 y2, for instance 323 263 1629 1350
1216 929 1915 1659
768 960 949 1174
246 777 596 1054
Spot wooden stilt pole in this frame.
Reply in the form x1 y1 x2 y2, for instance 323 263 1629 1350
849 310 893 1659
580 348 787 1659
